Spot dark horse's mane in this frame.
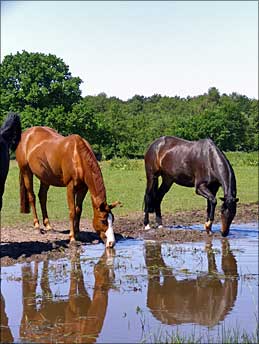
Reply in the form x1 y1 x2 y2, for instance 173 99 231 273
0 112 22 151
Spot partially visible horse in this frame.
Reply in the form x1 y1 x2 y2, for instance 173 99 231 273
15 126 120 246
143 136 238 236
0 112 21 211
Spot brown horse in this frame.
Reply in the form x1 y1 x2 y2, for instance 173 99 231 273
15 126 119 246
144 136 239 236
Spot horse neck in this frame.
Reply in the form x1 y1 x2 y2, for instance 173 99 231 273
217 153 237 199
81 147 106 208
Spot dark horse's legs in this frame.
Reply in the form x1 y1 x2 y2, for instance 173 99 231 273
144 173 173 229
196 183 218 233
154 175 174 227
144 172 158 229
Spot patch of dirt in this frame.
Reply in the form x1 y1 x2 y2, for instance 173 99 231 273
0 202 257 266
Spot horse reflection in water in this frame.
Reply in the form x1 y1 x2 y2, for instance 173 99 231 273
145 240 238 327
19 249 115 343
0 293 14 343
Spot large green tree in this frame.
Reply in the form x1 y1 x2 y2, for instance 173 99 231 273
0 50 82 122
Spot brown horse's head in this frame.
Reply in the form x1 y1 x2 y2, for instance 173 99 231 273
220 197 239 237
93 201 120 248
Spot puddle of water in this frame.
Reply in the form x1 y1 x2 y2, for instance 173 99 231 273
1 225 258 343
169 222 258 238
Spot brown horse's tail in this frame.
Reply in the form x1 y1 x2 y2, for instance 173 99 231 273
20 171 30 213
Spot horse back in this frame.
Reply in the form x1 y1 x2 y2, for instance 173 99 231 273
16 127 88 186
145 136 227 186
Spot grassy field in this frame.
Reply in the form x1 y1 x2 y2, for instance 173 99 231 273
1 152 258 226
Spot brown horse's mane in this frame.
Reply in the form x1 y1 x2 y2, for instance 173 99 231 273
77 137 106 205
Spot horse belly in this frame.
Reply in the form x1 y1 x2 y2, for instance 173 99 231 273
173 174 195 187
28 157 66 187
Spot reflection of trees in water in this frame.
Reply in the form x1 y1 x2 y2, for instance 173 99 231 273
145 239 238 327
17 248 115 343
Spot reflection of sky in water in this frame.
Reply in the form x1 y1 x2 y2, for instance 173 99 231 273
1 226 258 343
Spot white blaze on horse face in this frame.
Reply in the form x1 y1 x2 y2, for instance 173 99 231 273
105 213 115 248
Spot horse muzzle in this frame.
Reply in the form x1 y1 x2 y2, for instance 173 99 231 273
105 226 116 248
221 215 231 237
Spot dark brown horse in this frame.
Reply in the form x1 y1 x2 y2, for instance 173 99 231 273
15 126 119 246
145 240 238 326
144 136 238 236
0 112 21 211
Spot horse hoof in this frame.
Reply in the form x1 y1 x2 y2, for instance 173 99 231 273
158 225 163 229
144 224 151 230
69 240 80 247
204 221 212 231
221 231 229 237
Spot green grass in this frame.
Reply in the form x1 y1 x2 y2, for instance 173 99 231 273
141 324 259 344
1 153 258 226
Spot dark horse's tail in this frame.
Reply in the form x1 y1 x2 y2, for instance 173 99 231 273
0 112 21 151
143 174 158 213
19 171 30 213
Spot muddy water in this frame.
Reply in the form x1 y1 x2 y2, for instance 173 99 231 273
1 224 258 343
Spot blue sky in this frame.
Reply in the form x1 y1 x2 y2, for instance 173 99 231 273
1 1 258 100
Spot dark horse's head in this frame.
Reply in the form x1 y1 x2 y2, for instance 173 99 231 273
220 197 239 237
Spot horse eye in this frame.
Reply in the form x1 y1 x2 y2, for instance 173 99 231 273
221 203 227 211
101 220 108 225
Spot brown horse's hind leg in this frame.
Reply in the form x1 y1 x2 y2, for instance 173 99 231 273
22 169 40 230
67 181 76 242
38 182 52 231
74 186 88 237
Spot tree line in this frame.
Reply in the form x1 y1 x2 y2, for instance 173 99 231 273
1 50 257 159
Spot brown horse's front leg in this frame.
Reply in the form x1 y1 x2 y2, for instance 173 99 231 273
67 182 76 243
74 186 88 237
38 182 52 231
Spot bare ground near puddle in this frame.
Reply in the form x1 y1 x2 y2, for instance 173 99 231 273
0 202 258 266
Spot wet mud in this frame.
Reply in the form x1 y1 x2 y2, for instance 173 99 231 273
0 202 258 266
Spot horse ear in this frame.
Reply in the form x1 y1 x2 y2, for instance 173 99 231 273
109 201 122 209
220 197 225 202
